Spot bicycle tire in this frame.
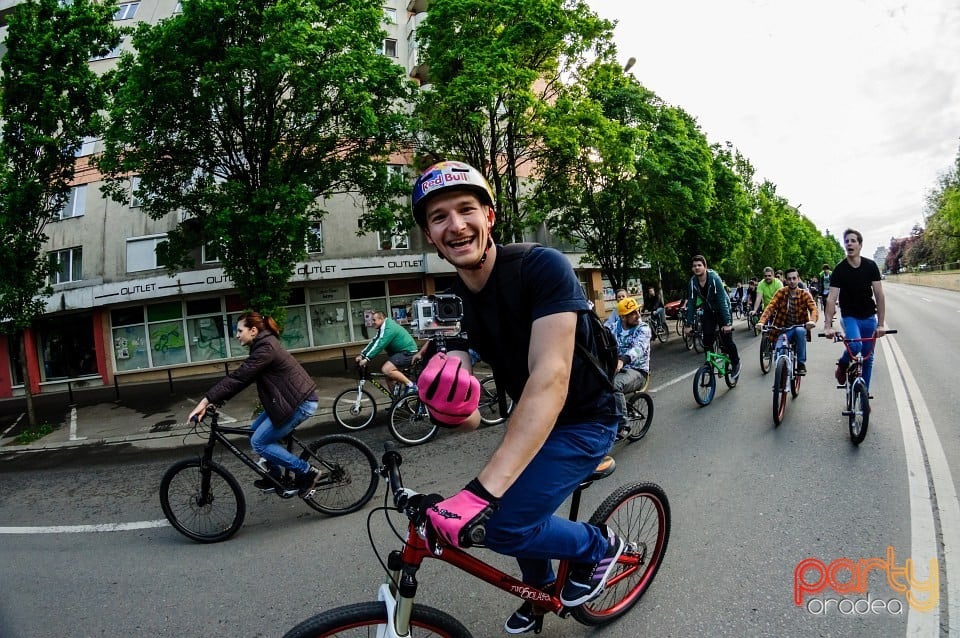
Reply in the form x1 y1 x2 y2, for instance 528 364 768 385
674 317 684 337
849 381 869 445
299 435 378 515
478 375 513 426
625 392 654 442
772 357 788 426
159 458 245 543
332 388 377 430
790 360 801 397
283 600 472 638
692 365 715 406
388 394 438 446
654 319 669 343
693 331 704 353
571 482 671 626
759 336 772 374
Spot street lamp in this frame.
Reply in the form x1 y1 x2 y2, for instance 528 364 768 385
623 57 636 73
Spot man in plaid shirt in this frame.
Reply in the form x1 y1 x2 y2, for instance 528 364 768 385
758 267 819 375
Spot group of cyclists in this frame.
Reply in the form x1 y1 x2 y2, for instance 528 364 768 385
183 155 889 635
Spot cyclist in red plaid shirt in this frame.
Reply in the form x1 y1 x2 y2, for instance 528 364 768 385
758 267 819 375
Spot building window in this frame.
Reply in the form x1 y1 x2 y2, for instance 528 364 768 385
173 1 182 13
202 240 221 264
378 230 409 251
74 137 97 157
126 235 166 272
57 185 86 219
383 7 397 23
130 175 142 207
49 247 83 284
382 38 397 57
90 42 122 61
307 221 323 254
113 2 139 20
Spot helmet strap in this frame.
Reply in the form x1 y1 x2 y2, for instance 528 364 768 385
463 237 493 271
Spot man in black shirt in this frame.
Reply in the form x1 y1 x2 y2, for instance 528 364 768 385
823 228 887 388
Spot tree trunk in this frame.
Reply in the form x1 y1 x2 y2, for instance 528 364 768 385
19 335 37 427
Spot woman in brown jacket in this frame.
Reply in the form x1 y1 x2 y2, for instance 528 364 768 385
188 311 321 496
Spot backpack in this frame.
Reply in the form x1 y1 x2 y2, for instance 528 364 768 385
493 243 618 390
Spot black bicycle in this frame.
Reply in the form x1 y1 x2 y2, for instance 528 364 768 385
643 311 669 344
159 406 379 543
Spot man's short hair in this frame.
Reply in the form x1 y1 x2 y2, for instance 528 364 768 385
763 267 774 275
822 264 830 270
692 255 707 267
785 267 799 278
843 228 863 244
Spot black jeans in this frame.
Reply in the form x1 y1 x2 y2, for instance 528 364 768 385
701 312 740 366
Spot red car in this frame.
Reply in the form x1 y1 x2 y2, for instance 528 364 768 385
664 299 686 319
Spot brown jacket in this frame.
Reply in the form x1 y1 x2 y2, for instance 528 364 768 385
205 332 316 426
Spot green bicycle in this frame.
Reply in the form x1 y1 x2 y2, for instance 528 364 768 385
692 334 738 406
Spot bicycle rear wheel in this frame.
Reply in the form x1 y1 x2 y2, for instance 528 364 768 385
772 357 788 426
759 336 772 374
848 382 870 445
283 601 471 638
571 482 670 626
625 392 654 442
159 458 245 543
332 388 377 430
478 375 513 425
388 394 438 446
299 435 378 515
692 365 715 406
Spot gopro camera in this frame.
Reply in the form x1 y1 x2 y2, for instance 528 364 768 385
411 294 463 337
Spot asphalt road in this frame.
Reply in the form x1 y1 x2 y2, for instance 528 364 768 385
1 283 957 638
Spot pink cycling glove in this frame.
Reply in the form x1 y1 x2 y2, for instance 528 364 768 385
418 352 481 426
427 479 499 548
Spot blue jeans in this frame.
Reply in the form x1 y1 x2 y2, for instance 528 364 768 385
482 420 618 586
838 315 879 388
250 400 318 475
785 326 808 363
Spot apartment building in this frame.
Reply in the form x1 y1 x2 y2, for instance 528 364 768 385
0 0 602 398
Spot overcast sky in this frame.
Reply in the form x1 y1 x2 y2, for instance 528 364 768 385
588 0 960 258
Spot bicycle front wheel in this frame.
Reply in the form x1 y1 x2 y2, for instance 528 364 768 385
299 435 378 515
693 332 704 353
772 357 788 426
478 375 513 426
790 360 801 397
332 388 377 430
388 395 438 446
849 382 870 445
626 393 654 442
571 482 671 626
655 320 668 343
159 458 245 543
692 365 715 406
283 601 471 638
759 337 772 374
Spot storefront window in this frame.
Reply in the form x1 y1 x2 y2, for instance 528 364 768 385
112 307 149 371
186 297 226 362
349 281 386 343
281 307 310 350
36 314 98 380
308 285 350 347
147 301 186 366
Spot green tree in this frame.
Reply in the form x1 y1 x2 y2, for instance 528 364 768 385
97 0 413 319
414 0 614 244
0 0 120 425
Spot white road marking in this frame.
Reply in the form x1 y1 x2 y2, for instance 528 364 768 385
0 520 169 534
649 368 697 393
920 297 932 302
68 406 86 441
882 337 960 636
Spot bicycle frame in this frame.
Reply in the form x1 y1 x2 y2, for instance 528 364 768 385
704 341 729 376
380 481 640 638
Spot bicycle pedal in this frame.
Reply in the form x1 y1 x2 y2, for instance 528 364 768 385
841 410 853 416
836 384 846 389
278 487 300 498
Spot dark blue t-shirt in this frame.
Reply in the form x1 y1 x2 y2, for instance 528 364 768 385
452 245 619 425
831 257 881 318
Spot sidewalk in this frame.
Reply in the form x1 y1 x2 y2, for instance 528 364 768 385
0 369 359 456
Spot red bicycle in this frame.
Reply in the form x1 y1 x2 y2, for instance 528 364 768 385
284 444 671 637
820 330 896 445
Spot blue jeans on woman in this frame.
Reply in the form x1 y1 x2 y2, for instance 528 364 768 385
839 315 879 388
482 420 618 587
250 400 318 475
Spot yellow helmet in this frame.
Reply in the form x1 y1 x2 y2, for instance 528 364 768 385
617 298 640 317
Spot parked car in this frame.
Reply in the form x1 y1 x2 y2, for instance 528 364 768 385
664 299 685 319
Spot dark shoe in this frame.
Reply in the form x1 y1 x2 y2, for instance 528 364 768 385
615 422 630 441
253 465 283 490
834 361 848 385
404 383 419 397
296 466 322 498
504 601 540 634
796 362 806 376
560 528 625 606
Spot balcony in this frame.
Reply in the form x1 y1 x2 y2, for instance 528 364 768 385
406 0 428 13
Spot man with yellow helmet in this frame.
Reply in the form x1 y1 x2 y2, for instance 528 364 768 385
609 297 651 439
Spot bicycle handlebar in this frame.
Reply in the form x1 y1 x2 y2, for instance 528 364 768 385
817 329 898 341
379 441 486 548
